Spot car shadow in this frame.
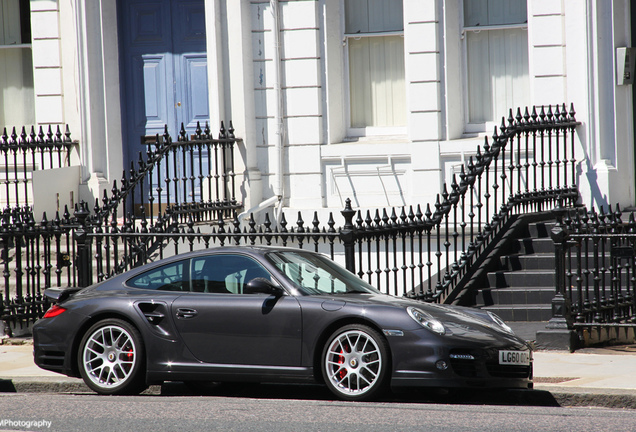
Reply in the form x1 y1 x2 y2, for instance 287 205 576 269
158 381 560 407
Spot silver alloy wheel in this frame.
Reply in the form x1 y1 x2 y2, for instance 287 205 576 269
82 324 137 390
324 329 383 397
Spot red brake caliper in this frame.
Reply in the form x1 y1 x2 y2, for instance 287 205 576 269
337 342 349 380
124 343 134 361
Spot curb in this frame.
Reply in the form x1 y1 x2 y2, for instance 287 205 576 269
534 385 636 409
1 378 635 409
1 378 162 395
1 378 90 394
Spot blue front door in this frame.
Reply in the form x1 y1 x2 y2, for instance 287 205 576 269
119 0 209 202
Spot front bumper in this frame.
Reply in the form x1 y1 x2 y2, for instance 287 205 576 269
388 329 533 389
391 349 533 389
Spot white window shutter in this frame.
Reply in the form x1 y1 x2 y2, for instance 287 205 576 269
0 0 35 127
464 0 529 124
345 0 405 130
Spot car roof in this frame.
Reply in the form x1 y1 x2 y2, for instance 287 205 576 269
129 245 316 270
163 245 306 258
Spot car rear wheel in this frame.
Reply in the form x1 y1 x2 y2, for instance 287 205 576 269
321 324 389 401
78 319 147 395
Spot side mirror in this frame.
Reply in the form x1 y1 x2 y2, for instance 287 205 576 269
245 277 284 296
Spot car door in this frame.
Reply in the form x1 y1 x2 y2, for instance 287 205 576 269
171 254 303 367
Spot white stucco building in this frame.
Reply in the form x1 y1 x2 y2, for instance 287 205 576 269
1 0 634 218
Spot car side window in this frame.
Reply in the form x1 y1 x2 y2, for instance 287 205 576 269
127 260 189 291
190 254 272 294
276 261 346 294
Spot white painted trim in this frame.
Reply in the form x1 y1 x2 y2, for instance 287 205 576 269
206 0 224 128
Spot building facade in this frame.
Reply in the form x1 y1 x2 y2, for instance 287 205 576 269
1 0 634 218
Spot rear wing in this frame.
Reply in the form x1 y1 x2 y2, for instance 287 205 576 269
43 287 83 304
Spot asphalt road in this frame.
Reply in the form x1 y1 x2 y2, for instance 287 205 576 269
1 384 636 432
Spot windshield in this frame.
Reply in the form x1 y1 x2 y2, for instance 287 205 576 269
266 250 380 295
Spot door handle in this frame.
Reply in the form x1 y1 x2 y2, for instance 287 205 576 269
176 308 198 319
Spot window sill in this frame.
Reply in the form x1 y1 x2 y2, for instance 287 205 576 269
322 137 411 159
0 44 31 50
340 135 410 144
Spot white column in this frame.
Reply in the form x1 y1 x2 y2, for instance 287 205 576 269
73 0 123 204
225 0 261 210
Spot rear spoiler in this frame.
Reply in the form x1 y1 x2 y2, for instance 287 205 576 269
44 287 83 304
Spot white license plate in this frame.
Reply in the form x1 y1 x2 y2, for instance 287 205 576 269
498 350 530 366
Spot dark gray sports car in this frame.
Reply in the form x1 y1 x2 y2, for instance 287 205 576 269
33 246 532 400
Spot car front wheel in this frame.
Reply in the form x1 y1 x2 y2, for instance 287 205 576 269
78 319 147 395
321 324 389 401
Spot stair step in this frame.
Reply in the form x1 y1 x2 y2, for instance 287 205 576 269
501 254 554 270
509 237 554 255
476 286 556 306
473 218 580 324
507 321 549 342
502 253 612 271
480 304 552 322
487 270 555 288
528 222 553 239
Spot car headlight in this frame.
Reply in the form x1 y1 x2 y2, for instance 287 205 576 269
487 311 514 334
407 307 446 335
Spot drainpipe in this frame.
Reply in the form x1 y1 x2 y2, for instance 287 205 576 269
239 0 285 222
271 0 285 221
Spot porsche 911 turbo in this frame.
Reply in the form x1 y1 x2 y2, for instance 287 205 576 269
33 246 532 401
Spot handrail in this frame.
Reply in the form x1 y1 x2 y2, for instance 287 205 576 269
92 121 240 228
343 104 581 303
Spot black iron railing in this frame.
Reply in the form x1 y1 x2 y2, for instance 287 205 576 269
346 104 580 303
551 204 636 329
85 122 243 280
1 125 76 210
99 121 241 228
1 121 243 333
1 105 585 335
73 208 341 288
0 206 76 334
71 104 580 296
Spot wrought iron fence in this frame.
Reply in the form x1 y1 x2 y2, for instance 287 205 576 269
551 204 636 333
102 121 242 227
1 105 585 335
349 104 580 303
0 205 76 335
75 206 342 288
1 125 76 210
1 121 243 334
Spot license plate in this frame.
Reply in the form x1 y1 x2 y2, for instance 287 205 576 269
498 350 530 366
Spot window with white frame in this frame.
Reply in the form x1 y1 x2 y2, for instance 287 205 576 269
0 0 34 128
463 0 529 127
344 0 406 135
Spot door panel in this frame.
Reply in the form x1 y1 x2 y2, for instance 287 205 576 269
181 55 210 128
128 2 171 46
172 294 303 367
136 55 171 130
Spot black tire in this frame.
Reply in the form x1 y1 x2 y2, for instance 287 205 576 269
78 318 147 395
321 324 390 401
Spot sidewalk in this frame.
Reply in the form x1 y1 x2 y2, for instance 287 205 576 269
1 339 635 408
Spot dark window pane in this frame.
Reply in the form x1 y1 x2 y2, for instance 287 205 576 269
190 255 272 294
127 260 189 291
